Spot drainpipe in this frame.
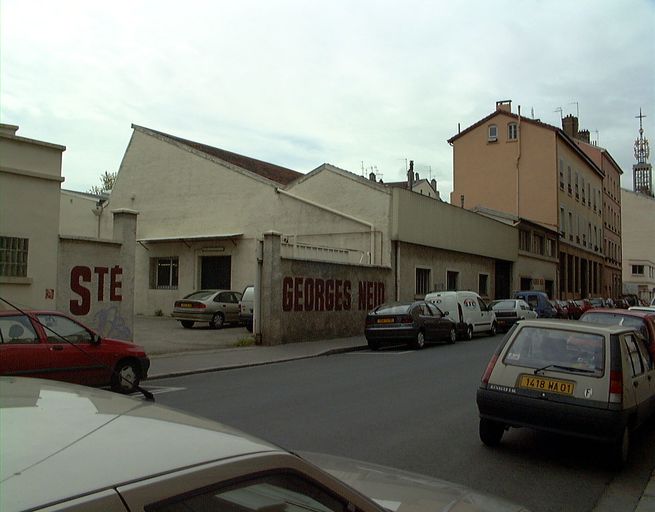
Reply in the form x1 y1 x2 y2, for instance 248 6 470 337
275 188 376 264
92 198 107 238
516 106 522 217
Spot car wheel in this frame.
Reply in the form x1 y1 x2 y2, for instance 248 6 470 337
411 330 426 350
465 324 474 341
111 359 140 394
180 320 194 329
611 426 630 468
479 418 504 446
448 327 457 344
490 322 497 336
209 313 224 329
367 339 380 351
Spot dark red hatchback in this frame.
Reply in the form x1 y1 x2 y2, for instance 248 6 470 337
0 310 149 393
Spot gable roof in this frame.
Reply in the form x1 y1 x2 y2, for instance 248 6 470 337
447 110 604 179
132 125 303 185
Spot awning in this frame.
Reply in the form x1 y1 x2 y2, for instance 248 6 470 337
137 233 243 248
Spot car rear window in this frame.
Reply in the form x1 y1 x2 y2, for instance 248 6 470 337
373 304 410 315
184 291 215 300
503 326 605 376
242 287 254 301
492 300 516 309
580 313 648 338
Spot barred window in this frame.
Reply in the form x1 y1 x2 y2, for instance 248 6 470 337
0 236 29 277
149 257 179 289
519 230 531 251
416 268 431 296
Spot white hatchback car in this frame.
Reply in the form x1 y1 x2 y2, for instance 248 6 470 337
489 299 538 332
1 377 530 512
477 319 655 466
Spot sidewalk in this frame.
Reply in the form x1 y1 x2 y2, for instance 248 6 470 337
134 316 654 512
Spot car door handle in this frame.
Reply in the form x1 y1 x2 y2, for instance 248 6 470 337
50 345 64 351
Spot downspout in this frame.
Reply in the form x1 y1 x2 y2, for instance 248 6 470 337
93 198 107 238
516 106 522 217
275 188 376 264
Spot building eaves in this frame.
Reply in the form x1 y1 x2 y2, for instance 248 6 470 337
575 140 624 175
291 163 392 194
132 125 303 186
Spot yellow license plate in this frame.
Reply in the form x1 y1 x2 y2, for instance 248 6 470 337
518 375 575 395
377 318 394 324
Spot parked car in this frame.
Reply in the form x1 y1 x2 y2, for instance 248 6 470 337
566 300 583 319
549 300 569 319
588 297 607 308
476 319 655 466
173 289 242 328
512 291 557 318
0 377 530 512
0 310 149 393
573 299 593 316
629 306 655 313
489 299 538 332
425 291 497 340
239 284 255 332
579 308 655 361
365 301 457 350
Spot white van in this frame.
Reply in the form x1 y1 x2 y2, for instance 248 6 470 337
424 291 497 340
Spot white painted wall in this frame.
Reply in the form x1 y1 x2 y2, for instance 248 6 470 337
0 126 65 310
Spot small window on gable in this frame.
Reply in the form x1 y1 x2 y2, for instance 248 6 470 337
508 122 518 140
488 124 498 142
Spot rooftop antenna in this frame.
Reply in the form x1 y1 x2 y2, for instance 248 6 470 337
531 107 535 119
361 161 364 177
569 101 580 118
592 130 599 146
554 107 563 120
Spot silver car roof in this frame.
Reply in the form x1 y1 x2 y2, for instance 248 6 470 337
0 377 281 511
513 319 637 335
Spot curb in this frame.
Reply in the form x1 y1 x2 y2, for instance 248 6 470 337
147 345 367 381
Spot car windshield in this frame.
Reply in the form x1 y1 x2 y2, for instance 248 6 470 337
503 326 604 376
580 313 648 338
184 291 216 300
373 304 410 315
492 300 516 309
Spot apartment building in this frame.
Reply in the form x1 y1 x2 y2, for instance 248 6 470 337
449 101 605 299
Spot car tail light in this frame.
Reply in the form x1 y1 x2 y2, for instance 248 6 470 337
609 370 623 403
481 354 498 385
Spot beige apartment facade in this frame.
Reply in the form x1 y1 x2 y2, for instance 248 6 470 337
449 101 605 299
621 189 655 303
573 135 623 299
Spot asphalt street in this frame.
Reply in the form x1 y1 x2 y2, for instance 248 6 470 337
146 334 655 512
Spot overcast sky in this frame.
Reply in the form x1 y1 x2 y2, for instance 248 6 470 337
2 0 654 202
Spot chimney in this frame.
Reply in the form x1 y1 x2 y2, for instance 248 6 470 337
562 115 579 139
496 100 512 113
407 160 414 190
578 129 590 143
369 172 376 181
0 123 19 136
430 178 437 192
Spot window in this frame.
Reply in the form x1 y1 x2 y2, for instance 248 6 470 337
559 206 565 234
416 267 430 296
150 472 350 512
488 124 498 141
36 314 93 344
150 257 179 289
581 177 586 203
624 334 644 377
508 122 518 140
532 234 544 255
478 274 489 296
447 270 459 291
575 172 579 199
0 236 29 277
559 160 564 189
632 265 645 275
568 212 573 240
567 166 572 193
519 230 530 251
0 315 39 344
546 238 555 257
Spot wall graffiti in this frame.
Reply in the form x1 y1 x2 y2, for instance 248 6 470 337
94 305 132 340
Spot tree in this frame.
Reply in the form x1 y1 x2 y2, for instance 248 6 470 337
89 171 117 195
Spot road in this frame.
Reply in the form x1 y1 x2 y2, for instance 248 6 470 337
148 334 655 512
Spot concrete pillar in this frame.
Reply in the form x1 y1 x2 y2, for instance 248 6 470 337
261 231 282 346
112 209 138 339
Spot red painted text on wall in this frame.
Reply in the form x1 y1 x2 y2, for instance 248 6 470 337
70 265 123 315
282 277 384 312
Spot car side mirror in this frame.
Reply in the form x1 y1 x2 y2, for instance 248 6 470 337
442 311 449 317
91 333 102 344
